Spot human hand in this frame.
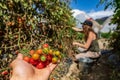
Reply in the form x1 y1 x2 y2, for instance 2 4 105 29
10 54 57 80
72 27 83 32
73 42 79 46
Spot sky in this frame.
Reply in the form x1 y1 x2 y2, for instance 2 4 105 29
70 0 114 19
69 0 115 32
70 0 105 12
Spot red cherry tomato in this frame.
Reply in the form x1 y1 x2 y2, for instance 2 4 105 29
15 50 19 54
1 70 8 75
45 60 50 66
43 43 49 48
29 58 39 66
36 62 45 69
47 54 53 62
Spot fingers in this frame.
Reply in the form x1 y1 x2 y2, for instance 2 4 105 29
16 53 23 60
47 63 57 71
72 27 83 32
10 53 23 67
41 63 57 73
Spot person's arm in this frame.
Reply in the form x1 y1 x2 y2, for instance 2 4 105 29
72 27 83 32
73 32 93 49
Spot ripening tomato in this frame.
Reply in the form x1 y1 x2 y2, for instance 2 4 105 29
29 50 35 55
36 49 42 55
23 56 30 62
43 43 49 48
54 51 60 56
58 55 62 59
52 57 58 64
32 53 40 60
48 49 53 55
17 18 22 23
42 48 49 54
40 55 47 62
51 78 55 80
15 50 19 54
59 45 63 49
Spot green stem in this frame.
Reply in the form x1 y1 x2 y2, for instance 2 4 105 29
0 67 11 72
18 28 21 50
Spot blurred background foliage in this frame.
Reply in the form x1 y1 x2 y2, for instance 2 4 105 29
99 0 120 54
0 0 78 79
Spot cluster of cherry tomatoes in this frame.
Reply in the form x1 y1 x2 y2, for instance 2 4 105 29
23 43 62 69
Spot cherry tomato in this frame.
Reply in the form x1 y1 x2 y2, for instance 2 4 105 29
29 50 35 55
47 54 53 62
23 56 30 62
32 53 40 60
54 51 60 56
29 58 39 66
43 43 49 48
59 45 63 49
17 17 22 23
40 55 47 62
42 48 49 54
36 62 45 69
1 70 8 75
45 60 50 66
48 49 53 55
36 49 42 55
29 58 35 64
52 57 58 64
15 50 19 54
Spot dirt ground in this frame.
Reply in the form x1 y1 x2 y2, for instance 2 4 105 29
98 38 109 50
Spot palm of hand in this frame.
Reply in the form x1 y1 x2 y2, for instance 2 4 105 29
10 54 57 80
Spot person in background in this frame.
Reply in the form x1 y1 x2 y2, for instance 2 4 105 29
72 20 101 61
10 54 57 80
